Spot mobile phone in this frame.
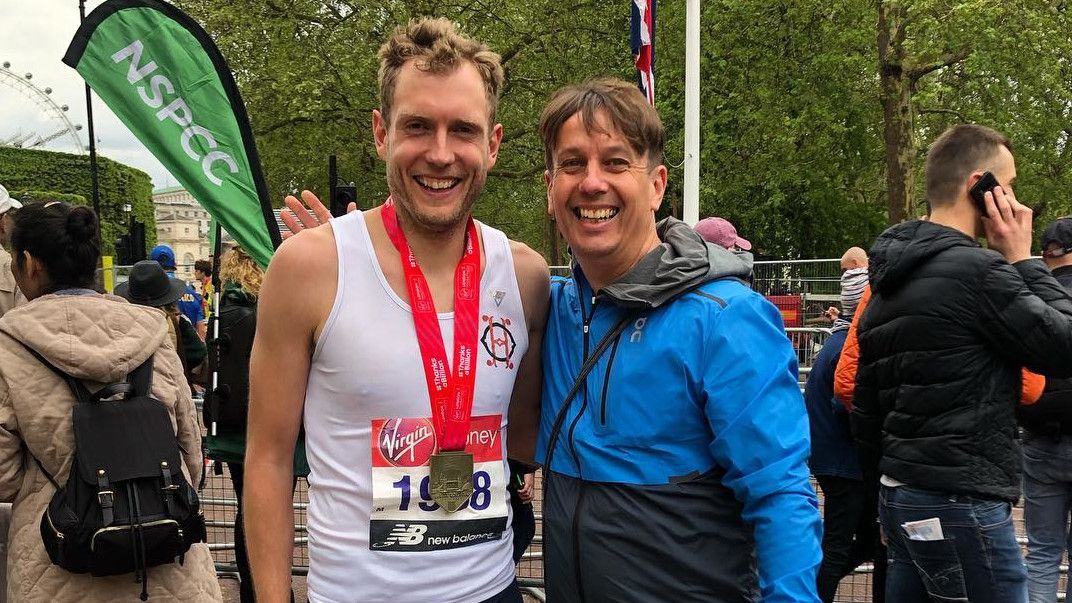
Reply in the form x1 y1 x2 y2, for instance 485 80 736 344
969 171 1001 214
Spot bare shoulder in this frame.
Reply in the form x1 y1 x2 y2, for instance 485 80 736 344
509 240 550 284
509 240 550 328
259 224 338 341
267 224 337 278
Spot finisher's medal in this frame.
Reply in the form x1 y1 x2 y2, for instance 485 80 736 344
382 198 481 513
429 450 475 513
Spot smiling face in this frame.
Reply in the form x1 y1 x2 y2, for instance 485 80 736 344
545 110 666 285
373 60 503 236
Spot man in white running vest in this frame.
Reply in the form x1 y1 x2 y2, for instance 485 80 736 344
244 18 549 603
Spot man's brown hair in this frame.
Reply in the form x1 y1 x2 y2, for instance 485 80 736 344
378 17 504 127
539 77 665 173
925 124 1012 208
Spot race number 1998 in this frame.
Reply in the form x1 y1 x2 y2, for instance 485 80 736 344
369 415 509 551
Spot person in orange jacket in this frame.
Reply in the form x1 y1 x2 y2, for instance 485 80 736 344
834 285 1044 410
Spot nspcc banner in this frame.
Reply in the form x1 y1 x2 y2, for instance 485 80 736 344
64 0 281 268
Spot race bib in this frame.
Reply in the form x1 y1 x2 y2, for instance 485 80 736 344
369 414 508 551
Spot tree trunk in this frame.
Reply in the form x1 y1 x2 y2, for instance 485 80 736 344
878 0 914 224
546 213 562 268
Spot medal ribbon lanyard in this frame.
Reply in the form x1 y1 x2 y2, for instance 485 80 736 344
381 198 480 452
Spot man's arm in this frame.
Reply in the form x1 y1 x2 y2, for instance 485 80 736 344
978 257 1072 378
976 183 1072 376
702 291 821 602
245 227 337 603
506 242 550 465
190 291 208 341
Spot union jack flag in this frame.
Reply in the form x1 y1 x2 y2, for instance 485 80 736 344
630 0 656 105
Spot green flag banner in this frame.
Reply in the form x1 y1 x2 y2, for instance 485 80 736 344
64 0 281 269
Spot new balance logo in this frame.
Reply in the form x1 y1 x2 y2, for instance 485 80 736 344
372 523 427 548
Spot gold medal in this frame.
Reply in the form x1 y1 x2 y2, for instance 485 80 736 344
429 451 474 513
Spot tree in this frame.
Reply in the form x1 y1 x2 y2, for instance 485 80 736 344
174 0 629 263
876 0 1072 225
173 0 1072 259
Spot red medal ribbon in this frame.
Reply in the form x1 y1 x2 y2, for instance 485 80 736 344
381 198 481 452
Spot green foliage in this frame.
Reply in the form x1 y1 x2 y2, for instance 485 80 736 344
0 147 155 254
175 0 626 261
9 191 88 206
172 0 1072 260
879 0 1072 241
655 0 890 258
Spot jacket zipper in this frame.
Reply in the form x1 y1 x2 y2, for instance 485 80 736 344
599 336 623 425
91 518 179 552
568 289 596 602
566 294 595 470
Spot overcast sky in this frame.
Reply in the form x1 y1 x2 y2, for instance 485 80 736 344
1 0 179 190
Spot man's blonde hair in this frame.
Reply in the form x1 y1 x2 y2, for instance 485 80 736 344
378 17 504 126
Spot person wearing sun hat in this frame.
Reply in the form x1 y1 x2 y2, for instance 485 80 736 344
0 184 25 318
117 260 206 383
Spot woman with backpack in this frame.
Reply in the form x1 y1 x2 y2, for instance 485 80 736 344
0 201 222 602
204 245 307 603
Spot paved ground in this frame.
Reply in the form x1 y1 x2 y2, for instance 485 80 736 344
219 575 308 602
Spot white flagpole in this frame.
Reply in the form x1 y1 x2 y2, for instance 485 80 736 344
683 0 700 226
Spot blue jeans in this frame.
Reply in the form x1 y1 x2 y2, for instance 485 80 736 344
879 484 1026 603
1023 432 1072 603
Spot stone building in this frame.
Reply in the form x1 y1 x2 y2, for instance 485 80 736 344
152 185 210 282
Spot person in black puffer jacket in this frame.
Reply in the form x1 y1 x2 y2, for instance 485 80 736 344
1017 217 1072 602
852 124 1072 603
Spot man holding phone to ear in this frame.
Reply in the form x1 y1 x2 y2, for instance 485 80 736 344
851 124 1072 603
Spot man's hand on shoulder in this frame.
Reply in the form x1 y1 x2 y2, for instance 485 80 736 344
280 189 358 239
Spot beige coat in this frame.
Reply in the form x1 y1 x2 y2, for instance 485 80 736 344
0 248 24 318
0 293 222 602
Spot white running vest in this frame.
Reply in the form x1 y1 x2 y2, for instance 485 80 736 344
304 210 527 603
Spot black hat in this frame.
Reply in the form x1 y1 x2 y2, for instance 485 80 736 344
115 260 187 307
1042 218 1072 257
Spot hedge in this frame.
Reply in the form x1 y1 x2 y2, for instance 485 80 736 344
0 146 155 254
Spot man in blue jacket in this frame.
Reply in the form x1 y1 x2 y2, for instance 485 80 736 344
535 77 821 602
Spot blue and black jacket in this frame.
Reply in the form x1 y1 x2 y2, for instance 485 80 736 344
536 218 821 602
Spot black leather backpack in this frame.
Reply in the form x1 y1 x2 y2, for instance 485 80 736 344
24 346 206 601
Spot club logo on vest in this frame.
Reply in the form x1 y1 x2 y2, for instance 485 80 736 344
480 314 516 369
377 417 436 467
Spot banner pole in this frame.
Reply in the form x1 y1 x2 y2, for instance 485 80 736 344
207 221 223 437
78 0 102 218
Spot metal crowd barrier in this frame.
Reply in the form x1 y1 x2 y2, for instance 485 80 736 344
200 257 1061 602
